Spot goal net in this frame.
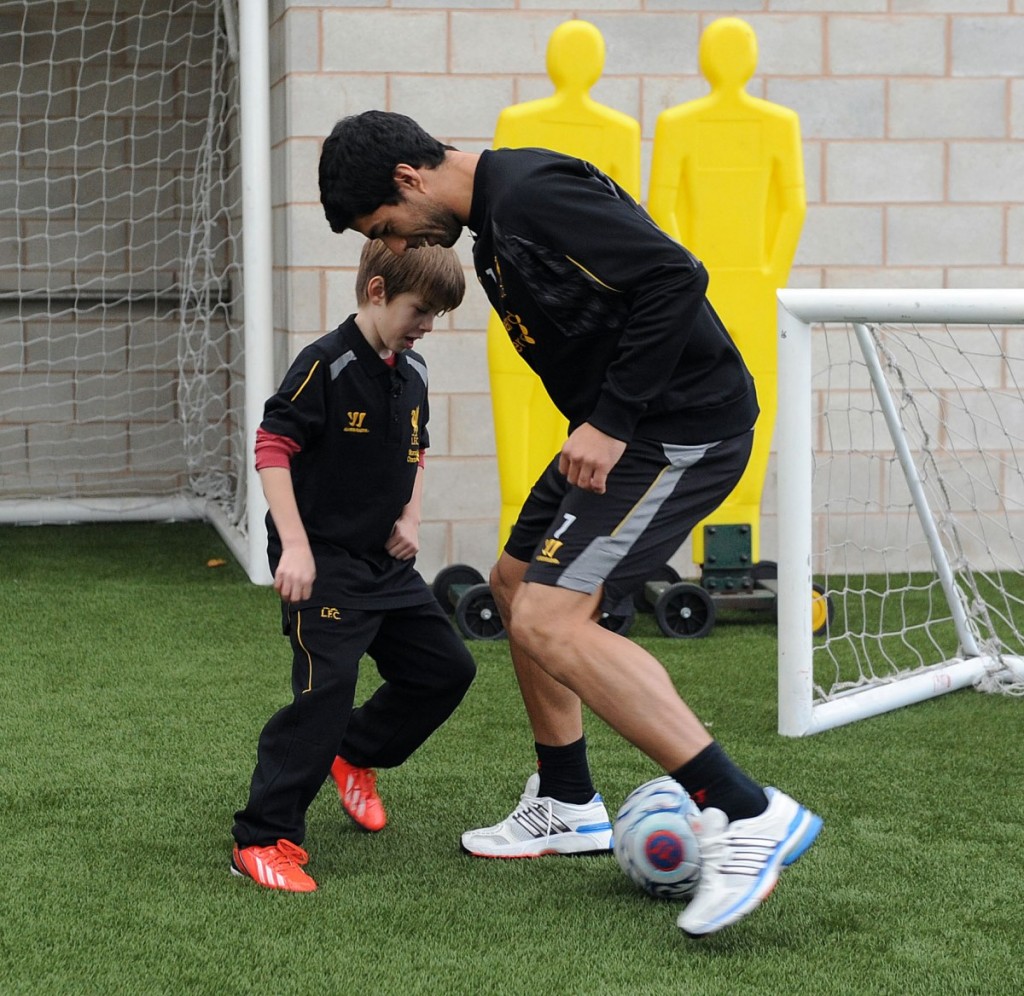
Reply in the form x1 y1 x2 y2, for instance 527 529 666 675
776 289 1024 736
0 0 268 578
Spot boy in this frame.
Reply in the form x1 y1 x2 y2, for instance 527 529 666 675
231 239 476 892
316 110 822 936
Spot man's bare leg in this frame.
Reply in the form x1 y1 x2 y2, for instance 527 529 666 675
507 579 823 938
508 581 712 770
458 554 614 859
488 553 583 747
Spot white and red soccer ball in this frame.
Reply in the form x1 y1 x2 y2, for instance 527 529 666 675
613 775 702 901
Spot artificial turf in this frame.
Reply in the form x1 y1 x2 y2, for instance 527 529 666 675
2 522 1021 995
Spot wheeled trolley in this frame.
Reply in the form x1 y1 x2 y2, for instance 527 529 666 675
642 525 834 639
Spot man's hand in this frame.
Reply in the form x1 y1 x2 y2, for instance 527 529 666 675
558 423 627 494
274 544 316 603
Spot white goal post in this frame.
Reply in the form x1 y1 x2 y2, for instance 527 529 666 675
0 0 273 583
776 289 1024 736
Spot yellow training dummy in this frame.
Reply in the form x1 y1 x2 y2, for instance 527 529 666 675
487 19 641 550
648 17 805 564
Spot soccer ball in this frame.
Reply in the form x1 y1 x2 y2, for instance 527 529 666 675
613 776 702 901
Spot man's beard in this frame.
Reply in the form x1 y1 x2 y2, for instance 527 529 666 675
426 206 463 248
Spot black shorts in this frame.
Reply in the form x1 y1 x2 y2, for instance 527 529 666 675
505 432 753 614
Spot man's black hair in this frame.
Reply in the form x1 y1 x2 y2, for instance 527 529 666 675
319 110 448 234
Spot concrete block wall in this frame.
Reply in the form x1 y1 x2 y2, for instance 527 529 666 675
268 1 1024 582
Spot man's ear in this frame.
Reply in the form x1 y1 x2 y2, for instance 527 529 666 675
366 274 387 304
393 163 425 193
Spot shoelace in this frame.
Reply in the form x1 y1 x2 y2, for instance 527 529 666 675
696 818 777 877
688 811 730 865
511 795 567 837
510 787 542 816
268 839 309 869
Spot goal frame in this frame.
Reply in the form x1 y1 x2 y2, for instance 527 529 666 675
776 288 1024 736
235 0 275 584
0 0 274 584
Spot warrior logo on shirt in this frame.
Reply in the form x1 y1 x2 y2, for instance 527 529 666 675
345 411 368 433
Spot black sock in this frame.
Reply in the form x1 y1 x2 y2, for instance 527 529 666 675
535 736 597 804
670 741 767 822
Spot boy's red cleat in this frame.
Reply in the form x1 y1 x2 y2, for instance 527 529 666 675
231 840 317 893
331 756 387 832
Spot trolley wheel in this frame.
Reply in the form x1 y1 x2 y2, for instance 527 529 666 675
811 582 834 637
654 582 716 639
633 563 682 612
751 559 778 582
454 583 506 641
432 563 485 612
598 598 636 636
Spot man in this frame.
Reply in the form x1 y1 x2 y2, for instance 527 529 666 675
318 110 821 937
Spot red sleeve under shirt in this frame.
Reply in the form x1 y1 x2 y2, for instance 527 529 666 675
255 430 427 470
254 427 301 470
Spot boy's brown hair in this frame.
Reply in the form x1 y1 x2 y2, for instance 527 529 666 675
355 239 465 314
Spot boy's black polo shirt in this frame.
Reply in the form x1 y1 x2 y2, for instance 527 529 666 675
260 315 433 609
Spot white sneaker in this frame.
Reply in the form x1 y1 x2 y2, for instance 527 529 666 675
460 774 613 858
677 787 822 937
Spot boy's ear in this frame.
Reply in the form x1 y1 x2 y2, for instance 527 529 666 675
366 274 387 304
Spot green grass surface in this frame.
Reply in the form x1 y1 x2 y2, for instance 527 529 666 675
2 523 1022 995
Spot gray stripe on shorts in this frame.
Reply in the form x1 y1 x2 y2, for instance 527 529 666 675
556 441 717 594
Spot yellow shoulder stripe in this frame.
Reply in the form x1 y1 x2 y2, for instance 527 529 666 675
290 359 320 402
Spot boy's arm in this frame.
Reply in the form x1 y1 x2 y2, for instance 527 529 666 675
259 465 316 602
385 457 425 561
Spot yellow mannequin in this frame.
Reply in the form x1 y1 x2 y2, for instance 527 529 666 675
648 17 805 565
487 19 641 550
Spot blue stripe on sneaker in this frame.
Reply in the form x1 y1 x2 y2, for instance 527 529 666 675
578 821 613 835
782 812 823 867
712 864 779 929
706 808 818 930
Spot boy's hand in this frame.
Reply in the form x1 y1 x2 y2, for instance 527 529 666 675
386 517 420 560
274 545 316 602
558 423 626 494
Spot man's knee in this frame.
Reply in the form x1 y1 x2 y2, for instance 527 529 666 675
508 583 597 655
489 554 527 618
